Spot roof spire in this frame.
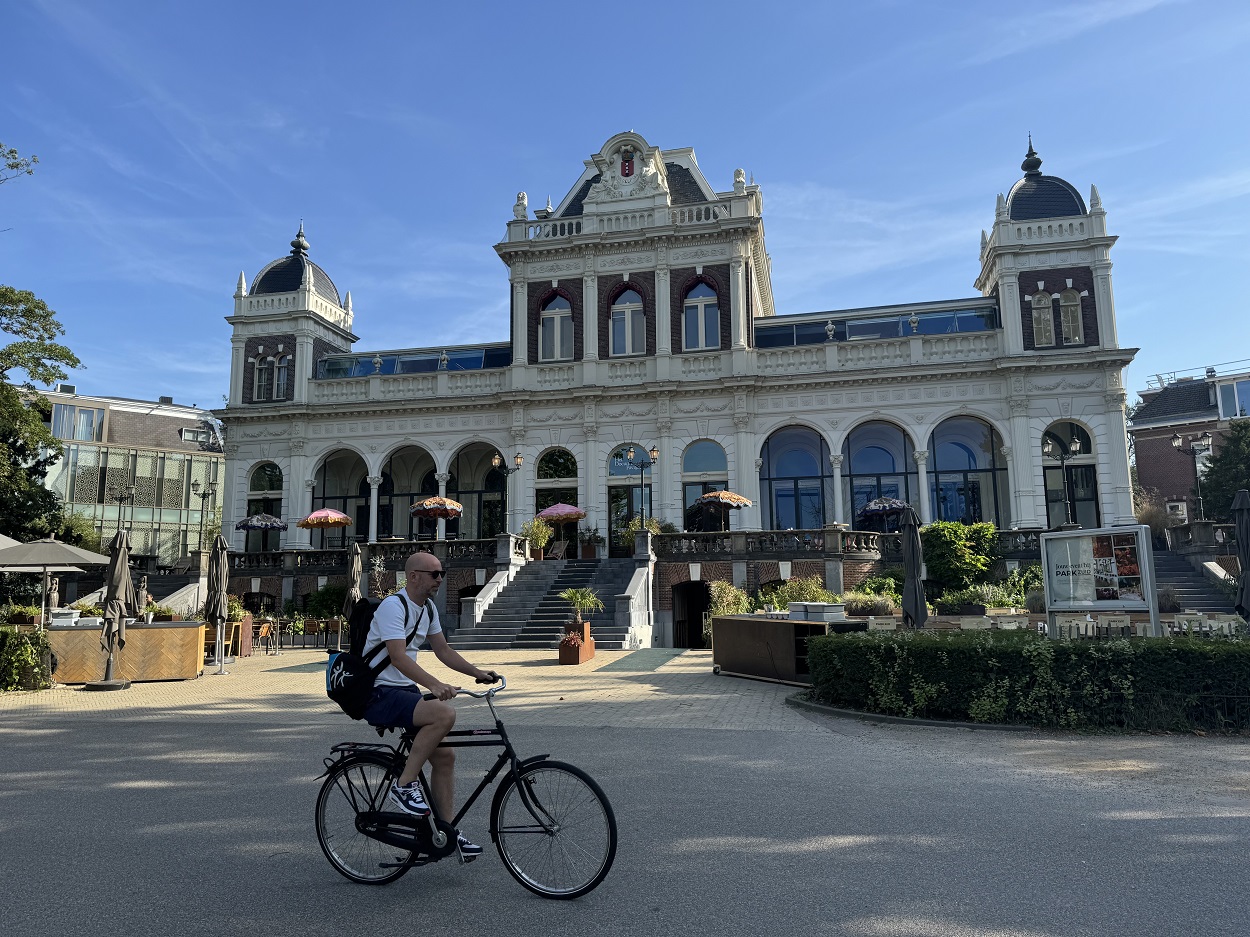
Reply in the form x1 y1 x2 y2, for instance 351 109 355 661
290 221 310 255
235 271 248 298
1021 135 1042 175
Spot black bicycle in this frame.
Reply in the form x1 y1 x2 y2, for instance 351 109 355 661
315 676 617 898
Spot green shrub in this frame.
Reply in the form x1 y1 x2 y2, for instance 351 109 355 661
306 583 348 619
934 583 1023 614
0 629 52 691
807 630 1250 732
70 602 103 617
920 521 995 591
1025 588 1047 613
708 580 752 617
3 604 43 623
1005 563 1044 597
841 592 895 616
520 517 554 551
758 576 837 609
1157 586 1182 613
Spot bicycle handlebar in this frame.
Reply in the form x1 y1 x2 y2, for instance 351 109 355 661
421 674 506 701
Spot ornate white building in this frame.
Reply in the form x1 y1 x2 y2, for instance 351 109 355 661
218 132 1135 635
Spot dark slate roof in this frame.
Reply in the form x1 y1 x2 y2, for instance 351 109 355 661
560 174 600 218
251 255 341 305
665 163 708 204
1131 381 1216 425
1007 174 1088 220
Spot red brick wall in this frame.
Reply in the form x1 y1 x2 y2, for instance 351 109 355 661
597 272 657 359
527 280 583 364
1133 419 1224 515
670 264 730 353
241 333 298 405
1017 268 1100 351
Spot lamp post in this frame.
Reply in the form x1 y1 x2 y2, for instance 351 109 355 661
191 480 219 551
618 445 659 525
1042 432 1082 528
109 484 137 533
491 451 524 475
1171 431 1213 521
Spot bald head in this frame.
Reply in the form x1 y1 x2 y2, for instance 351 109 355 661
405 552 441 576
403 551 445 602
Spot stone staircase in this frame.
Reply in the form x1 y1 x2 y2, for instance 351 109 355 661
1153 552 1234 613
454 558 637 651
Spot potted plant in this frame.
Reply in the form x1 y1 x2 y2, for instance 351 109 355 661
4 604 43 626
577 526 605 560
147 604 178 622
557 587 602 663
520 517 554 561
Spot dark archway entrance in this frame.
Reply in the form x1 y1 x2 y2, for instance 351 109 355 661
672 580 712 649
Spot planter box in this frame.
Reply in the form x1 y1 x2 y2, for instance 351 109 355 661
559 638 595 664
579 543 602 560
7 614 43 626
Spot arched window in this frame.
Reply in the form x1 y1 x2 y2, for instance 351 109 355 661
540 295 573 362
681 440 729 531
1059 289 1083 345
760 427 833 531
536 448 578 516
841 422 919 530
928 418 1009 526
1031 292 1055 347
610 289 645 356
254 357 273 401
245 462 283 552
682 283 719 352
249 463 283 492
274 355 290 399
1041 422 1099 529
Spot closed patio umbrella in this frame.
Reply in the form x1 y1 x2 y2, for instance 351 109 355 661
205 535 231 676
342 542 363 624
1231 489 1250 621
87 531 139 691
900 505 927 630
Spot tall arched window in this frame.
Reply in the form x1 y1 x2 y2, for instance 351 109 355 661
842 422 919 530
254 358 274 401
760 427 833 531
928 418 1009 526
1042 422 1099 529
245 462 283 552
1059 289 1083 345
274 355 290 399
682 283 719 351
610 290 645 356
536 448 578 515
681 440 729 530
540 295 573 362
1031 292 1055 347
608 444 653 554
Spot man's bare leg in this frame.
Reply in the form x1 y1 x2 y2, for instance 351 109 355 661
399 699 455 789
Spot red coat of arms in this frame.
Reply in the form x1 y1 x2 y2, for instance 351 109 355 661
620 149 634 178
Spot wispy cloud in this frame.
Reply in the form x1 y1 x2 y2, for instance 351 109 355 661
962 0 1176 66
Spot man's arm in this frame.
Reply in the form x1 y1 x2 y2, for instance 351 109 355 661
428 630 495 683
383 638 458 700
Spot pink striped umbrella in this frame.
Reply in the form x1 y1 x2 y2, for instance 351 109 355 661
536 503 587 522
296 508 353 529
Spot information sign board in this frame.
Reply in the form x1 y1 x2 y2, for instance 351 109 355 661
1040 525 1161 637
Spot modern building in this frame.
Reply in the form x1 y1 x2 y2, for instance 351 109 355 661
217 132 1137 643
1129 365 1249 522
40 384 224 565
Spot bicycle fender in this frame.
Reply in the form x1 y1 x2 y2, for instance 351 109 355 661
488 754 551 842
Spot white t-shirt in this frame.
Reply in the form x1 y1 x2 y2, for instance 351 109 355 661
365 591 442 688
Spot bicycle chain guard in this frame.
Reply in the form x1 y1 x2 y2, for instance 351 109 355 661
356 811 458 862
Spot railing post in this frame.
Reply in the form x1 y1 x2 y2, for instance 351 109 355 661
823 525 845 594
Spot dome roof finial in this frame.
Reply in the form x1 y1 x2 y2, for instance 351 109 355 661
1021 135 1042 175
290 221 310 255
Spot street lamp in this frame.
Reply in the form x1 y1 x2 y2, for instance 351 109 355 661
491 451 524 475
1171 431 1213 521
618 445 659 524
191 479 219 551
109 484 137 532
1042 432 1082 527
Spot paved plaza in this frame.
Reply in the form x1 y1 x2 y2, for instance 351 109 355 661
2 648 1248 936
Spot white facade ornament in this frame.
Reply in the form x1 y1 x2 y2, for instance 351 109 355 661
366 475 383 487
999 445 1013 461
912 450 929 464
435 472 452 484
513 192 528 220
829 454 844 468
734 168 746 194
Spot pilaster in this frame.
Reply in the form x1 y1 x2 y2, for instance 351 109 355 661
367 475 382 543
913 450 932 524
829 454 845 526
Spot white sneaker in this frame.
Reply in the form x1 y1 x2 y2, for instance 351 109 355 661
457 831 483 861
387 780 431 817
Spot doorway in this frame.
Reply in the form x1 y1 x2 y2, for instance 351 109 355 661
672 580 711 649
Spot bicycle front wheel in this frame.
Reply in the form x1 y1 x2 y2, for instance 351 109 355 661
492 759 617 899
315 753 412 885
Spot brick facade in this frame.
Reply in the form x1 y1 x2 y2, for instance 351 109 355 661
1018 267 1100 351
1134 419 1224 515
670 264 730 353
241 333 297 405
597 271 657 358
106 409 213 453
527 279 583 364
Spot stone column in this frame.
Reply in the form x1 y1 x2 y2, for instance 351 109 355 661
367 475 382 543
655 420 674 528
229 338 246 407
998 445 1016 527
435 472 451 541
290 478 316 550
582 263 598 360
294 334 314 404
1093 263 1119 348
913 450 932 524
729 255 747 349
734 416 760 530
1103 390 1135 524
582 429 600 535
1007 398 1042 528
655 262 671 355
512 275 528 369
829 453 845 527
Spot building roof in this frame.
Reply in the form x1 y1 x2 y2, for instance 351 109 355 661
1131 380 1217 426
249 225 342 306
1005 143 1087 221
665 162 708 205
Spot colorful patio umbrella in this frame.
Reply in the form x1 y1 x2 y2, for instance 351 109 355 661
234 513 288 531
536 503 588 522
410 496 464 519
857 497 911 517
694 490 753 508
296 508 353 529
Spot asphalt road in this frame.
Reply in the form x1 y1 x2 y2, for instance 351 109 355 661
2 673 1248 936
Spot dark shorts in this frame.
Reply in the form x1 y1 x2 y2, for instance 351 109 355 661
364 684 424 728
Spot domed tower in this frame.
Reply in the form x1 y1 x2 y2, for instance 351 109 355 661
225 224 357 407
975 140 1118 356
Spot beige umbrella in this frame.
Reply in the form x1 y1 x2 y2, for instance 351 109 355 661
342 542 363 621
87 531 139 690
0 538 111 628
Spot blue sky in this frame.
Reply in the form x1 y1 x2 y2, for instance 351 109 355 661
4 0 1248 409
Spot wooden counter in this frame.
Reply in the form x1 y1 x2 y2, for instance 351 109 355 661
48 621 205 684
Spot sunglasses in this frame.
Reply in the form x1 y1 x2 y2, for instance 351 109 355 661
419 569 446 579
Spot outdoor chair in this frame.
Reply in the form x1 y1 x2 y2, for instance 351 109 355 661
547 540 568 561
303 619 325 647
257 622 275 655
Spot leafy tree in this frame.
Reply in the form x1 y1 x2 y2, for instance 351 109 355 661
1 142 38 186
920 521 995 591
1200 420 1250 521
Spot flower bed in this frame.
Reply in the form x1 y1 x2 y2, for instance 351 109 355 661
807 630 1250 732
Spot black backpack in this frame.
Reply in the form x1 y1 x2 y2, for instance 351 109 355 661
325 594 433 720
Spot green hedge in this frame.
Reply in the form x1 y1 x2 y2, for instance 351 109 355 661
0 629 53 691
807 631 1250 732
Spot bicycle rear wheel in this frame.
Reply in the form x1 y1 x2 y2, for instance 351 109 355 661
315 753 412 885
492 759 617 899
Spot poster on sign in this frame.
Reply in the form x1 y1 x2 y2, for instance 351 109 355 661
1040 525 1161 637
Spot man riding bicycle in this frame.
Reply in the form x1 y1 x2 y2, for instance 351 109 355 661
361 550 498 857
